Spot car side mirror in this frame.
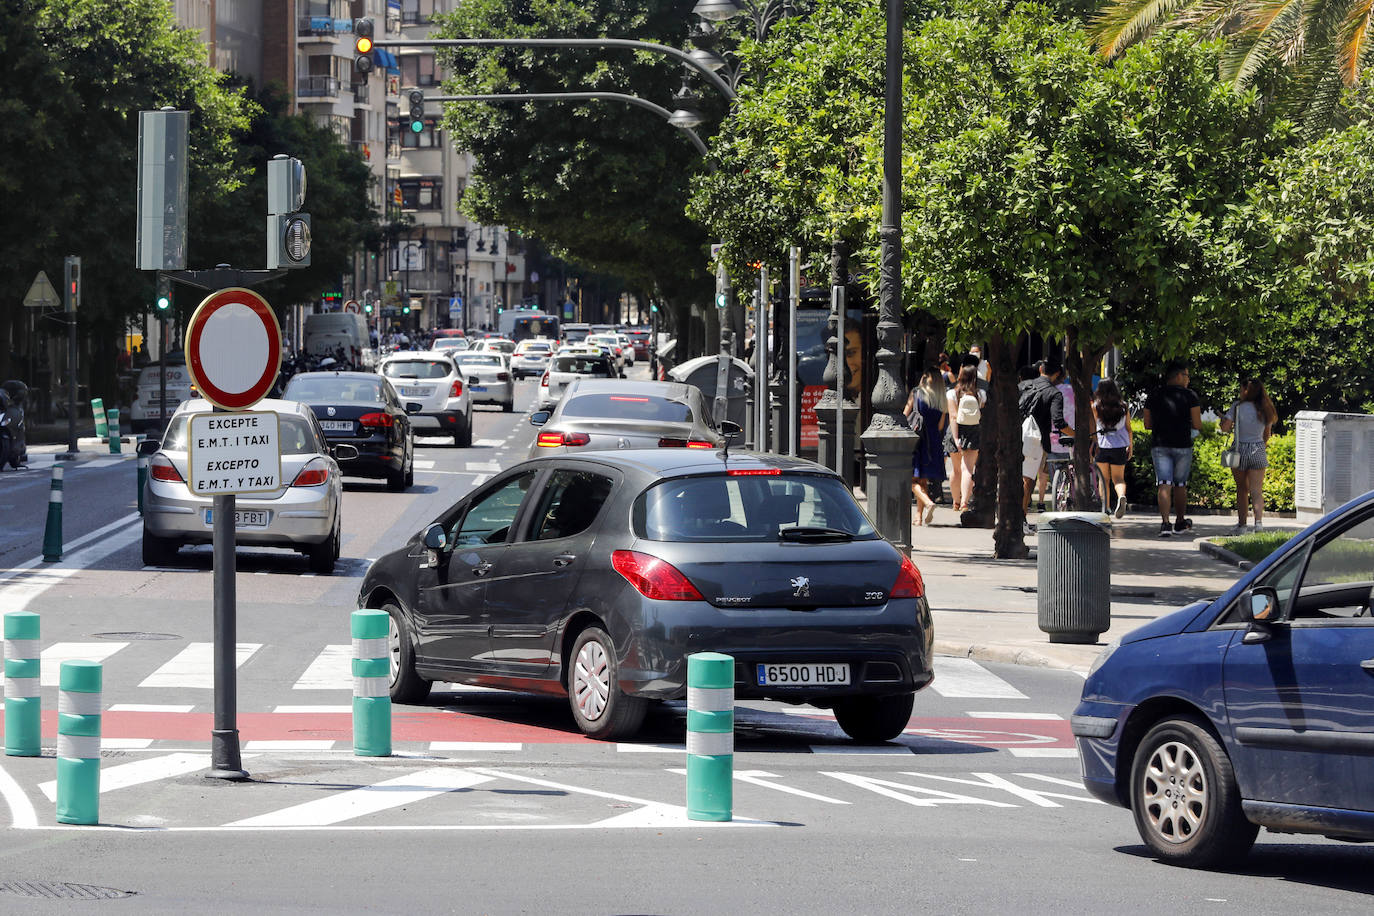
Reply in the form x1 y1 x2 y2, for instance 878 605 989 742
332 444 359 461
405 402 422 414
137 438 161 456
530 411 550 427
719 420 743 440
421 523 447 568
1241 586 1279 644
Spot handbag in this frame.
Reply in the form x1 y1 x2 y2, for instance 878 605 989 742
1220 401 1243 469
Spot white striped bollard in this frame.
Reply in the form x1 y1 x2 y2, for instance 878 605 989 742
106 409 120 454
41 464 63 562
352 609 391 757
4 612 41 757
686 652 734 821
56 660 102 825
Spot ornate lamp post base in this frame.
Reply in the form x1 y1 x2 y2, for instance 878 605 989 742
860 426 914 552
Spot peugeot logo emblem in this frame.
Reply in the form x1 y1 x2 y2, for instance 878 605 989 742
617 437 631 449
790 576 811 598
326 407 336 416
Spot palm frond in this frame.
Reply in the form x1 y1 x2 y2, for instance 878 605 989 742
1338 0 1374 83
1220 0 1309 82
1091 0 1197 58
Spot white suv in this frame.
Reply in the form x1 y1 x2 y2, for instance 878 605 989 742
615 333 635 366
537 350 617 411
511 338 554 379
584 334 625 374
377 351 474 446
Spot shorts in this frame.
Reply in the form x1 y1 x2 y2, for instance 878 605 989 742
1021 417 1044 480
943 427 960 456
1151 446 1194 487
1096 446 1129 466
1237 441 1268 470
957 425 981 452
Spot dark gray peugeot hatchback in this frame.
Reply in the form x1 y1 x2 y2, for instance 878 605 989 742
358 449 934 741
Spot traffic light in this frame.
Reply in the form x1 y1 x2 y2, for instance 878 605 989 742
407 90 425 134
155 275 171 313
401 304 410 316
63 256 81 312
267 155 311 269
714 259 731 310
354 19 375 74
363 302 373 314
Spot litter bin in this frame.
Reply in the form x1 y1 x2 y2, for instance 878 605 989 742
667 354 753 430
1037 512 1111 644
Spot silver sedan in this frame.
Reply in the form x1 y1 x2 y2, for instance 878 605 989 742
528 379 723 457
453 351 515 412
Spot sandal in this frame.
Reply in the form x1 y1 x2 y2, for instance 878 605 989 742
924 504 936 527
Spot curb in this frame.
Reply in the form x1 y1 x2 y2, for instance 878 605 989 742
1198 539 1253 571
933 638 1093 676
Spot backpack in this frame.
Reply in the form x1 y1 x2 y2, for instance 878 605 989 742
1018 381 1038 421
908 406 924 435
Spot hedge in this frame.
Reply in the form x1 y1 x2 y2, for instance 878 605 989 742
1123 420 1295 513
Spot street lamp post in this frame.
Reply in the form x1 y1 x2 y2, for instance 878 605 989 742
857 0 914 551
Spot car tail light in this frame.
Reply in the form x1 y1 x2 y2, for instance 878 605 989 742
449 380 463 398
497 372 510 382
149 455 183 482
657 438 718 449
359 412 394 428
291 459 330 487
611 550 704 601
686 440 715 449
609 395 649 402
536 431 563 448
540 372 550 388
727 468 781 476
563 432 590 447
889 554 925 599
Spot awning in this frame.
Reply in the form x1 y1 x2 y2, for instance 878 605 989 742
372 48 400 73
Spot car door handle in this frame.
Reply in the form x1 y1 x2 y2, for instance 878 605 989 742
1361 658 1374 672
472 562 493 577
553 554 576 568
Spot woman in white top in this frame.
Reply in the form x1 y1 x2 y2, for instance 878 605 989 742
1219 378 1277 533
948 364 985 511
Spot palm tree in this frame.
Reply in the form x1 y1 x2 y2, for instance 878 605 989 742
1091 0 1374 128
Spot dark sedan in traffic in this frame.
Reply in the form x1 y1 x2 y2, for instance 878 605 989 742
282 371 414 491
358 449 933 741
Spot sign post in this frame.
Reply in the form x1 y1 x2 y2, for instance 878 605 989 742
183 288 283 781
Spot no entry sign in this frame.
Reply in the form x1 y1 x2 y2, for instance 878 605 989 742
184 288 283 411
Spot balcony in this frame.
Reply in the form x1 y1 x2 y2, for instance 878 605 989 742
297 16 353 38
352 82 370 105
297 76 341 99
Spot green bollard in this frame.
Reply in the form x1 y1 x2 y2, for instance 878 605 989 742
4 612 41 757
56 660 102 825
106 409 120 454
91 398 107 441
686 652 734 822
41 465 64 563
351 609 392 757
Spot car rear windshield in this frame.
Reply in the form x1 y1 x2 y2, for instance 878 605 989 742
284 377 384 403
458 354 503 367
634 474 877 542
560 393 691 422
518 342 553 353
381 360 451 379
163 414 321 455
554 355 613 374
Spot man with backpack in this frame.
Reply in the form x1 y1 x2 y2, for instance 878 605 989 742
1020 358 1075 518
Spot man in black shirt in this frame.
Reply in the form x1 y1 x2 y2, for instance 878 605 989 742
1143 361 1202 537
1021 358 1073 514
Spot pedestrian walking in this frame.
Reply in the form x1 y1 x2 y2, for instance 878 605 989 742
1219 378 1278 533
1092 379 1132 519
949 364 985 512
1142 361 1202 537
905 367 947 526
1021 358 1073 525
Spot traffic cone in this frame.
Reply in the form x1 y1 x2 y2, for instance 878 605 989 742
42 465 63 562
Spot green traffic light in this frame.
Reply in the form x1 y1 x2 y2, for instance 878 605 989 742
410 120 423 133
156 296 170 311
402 306 410 315
364 304 373 313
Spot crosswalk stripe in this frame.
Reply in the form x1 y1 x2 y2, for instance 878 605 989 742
413 459 436 469
1009 748 1077 758
930 657 1027 699
224 767 494 827
464 461 501 472
429 742 521 752
966 711 1062 720
138 642 261 689
39 752 212 802
273 705 352 714
39 642 128 686
292 645 352 690
109 704 195 712
473 439 504 448
243 740 336 751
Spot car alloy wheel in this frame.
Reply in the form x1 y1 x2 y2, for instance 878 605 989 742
1140 739 1207 844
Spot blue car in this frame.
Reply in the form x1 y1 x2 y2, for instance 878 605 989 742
1073 495 1374 867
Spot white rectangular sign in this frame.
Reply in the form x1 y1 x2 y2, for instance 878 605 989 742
188 411 281 496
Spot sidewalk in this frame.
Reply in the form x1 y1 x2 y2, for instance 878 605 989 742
900 501 1298 674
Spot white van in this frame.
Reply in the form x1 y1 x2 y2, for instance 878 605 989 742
304 312 371 368
130 361 193 433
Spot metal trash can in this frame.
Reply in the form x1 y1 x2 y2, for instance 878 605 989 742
1037 512 1111 644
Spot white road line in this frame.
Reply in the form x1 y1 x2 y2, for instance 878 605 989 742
666 768 851 805
429 742 522 752
243 740 336 751
0 513 141 613
470 475 489 486
39 642 129 686
292 645 352 691
83 457 125 468
473 439 505 448
109 704 195 713
39 752 212 802
273 705 352 714
225 767 494 827
1008 748 1078 758
0 762 38 829
616 743 684 753
966 711 1063 720
464 461 502 472
101 738 155 749
138 642 261 689
413 459 436 469
930 657 1027 699
808 745 912 755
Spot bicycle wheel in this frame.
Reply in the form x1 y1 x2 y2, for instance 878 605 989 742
1051 465 1073 512
1090 463 1106 511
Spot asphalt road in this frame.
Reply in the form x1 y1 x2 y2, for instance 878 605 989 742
0 367 1370 913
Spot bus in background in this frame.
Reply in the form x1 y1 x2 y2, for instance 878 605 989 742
498 307 561 344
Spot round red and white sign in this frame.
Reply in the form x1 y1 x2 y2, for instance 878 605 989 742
183 288 283 411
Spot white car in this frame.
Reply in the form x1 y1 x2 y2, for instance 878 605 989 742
584 334 625 373
537 350 618 411
475 338 516 357
453 351 515 412
430 337 470 355
614 333 635 366
511 338 555 379
376 351 474 446
130 361 193 433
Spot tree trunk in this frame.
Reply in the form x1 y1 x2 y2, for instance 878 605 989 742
991 331 1028 558
1065 331 1109 511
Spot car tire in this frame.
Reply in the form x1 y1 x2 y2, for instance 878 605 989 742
386 464 406 492
383 601 432 704
141 527 180 566
566 626 647 740
307 521 339 574
1130 716 1258 868
833 692 916 743
502 399 514 413
403 446 415 487
459 411 474 447
0 431 9 471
